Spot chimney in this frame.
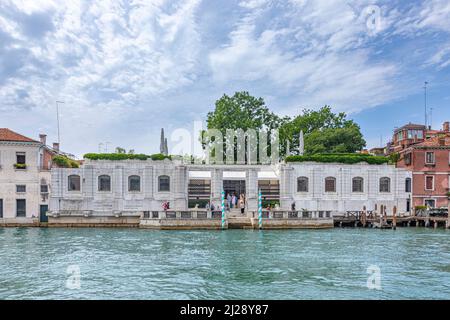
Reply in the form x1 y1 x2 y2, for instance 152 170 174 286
39 134 47 145
443 122 449 132
53 142 60 152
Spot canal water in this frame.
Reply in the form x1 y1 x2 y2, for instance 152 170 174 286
1 227 449 299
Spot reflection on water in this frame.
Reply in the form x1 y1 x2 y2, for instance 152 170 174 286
0 227 449 299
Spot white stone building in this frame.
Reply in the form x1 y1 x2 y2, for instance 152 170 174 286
49 158 412 222
0 129 57 225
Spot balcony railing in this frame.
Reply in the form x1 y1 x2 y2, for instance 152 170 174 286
143 210 223 220
249 210 333 219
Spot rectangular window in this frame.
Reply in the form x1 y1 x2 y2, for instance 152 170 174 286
325 178 336 192
0 199 3 218
297 177 308 192
16 199 26 217
404 153 412 165
41 184 49 193
425 152 435 164
16 152 26 164
408 130 424 139
16 185 26 193
425 176 434 191
405 178 412 193
424 199 436 208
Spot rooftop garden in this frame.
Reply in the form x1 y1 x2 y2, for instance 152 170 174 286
53 155 80 168
285 153 391 165
83 153 172 161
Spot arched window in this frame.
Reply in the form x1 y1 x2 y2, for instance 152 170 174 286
297 177 309 192
128 175 141 192
352 177 364 193
325 177 336 192
98 175 111 192
380 177 391 193
68 175 81 191
158 175 170 192
405 177 412 193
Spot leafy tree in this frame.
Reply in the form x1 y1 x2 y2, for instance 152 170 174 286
280 106 366 155
115 147 126 154
202 91 286 162
202 93 366 161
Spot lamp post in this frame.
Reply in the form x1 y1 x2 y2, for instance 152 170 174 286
56 100 64 145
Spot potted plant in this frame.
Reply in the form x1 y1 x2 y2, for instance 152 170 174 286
14 163 27 170
446 192 450 199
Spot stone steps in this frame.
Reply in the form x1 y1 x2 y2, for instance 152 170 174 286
227 216 252 229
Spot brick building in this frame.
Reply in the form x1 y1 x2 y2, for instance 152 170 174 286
394 122 450 209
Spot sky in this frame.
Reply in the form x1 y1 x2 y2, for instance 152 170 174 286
0 0 449 158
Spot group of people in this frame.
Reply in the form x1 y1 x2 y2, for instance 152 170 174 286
226 193 246 214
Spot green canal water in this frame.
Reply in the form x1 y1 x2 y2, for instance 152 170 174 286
1 227 450 300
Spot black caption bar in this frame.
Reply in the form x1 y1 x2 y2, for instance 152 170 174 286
0 300 443 319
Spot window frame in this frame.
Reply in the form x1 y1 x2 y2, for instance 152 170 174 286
16 185 26 193
158 175 170 192
128 175 141 192
352 177 364 193
40 184 49 194
16 199 26 217
425 151 435 165
297 176 309 193
16 152 26 165
425 175 434 191
404 153 412 165
324 177 336 193
98 175 112 192
405 177 412 193
379 177 391 193
68 175 81 192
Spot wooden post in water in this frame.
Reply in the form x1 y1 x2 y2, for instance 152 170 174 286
392 206 397 230
374 204 378 219
361 206 367 228
447 201 450 229
379 205 383 228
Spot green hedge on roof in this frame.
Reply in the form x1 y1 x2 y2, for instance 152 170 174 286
83 153 172 161
285 153 390 165
53 155 80 168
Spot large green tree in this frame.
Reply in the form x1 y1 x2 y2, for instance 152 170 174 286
202 91 285 162
279 106 366 155
202 93 366 161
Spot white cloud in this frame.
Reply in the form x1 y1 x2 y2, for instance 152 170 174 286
209 0 399 113
0 0 449 156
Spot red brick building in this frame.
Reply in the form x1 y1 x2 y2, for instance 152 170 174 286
393 122 450 209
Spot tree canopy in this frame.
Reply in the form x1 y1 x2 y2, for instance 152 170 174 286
279 106 366 155
203 92 366 160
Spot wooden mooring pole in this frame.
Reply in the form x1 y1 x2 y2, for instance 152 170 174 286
447 202 450 229
361 205 367 228
392 206 397 230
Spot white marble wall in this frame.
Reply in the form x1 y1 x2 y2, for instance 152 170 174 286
51 160 412 216
281 162 412 214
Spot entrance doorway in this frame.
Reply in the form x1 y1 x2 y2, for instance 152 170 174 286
223 180 246 198
40 205 48 223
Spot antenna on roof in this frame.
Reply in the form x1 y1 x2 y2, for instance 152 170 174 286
56 100 65 145
423 81 428 128
429 107 433 129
